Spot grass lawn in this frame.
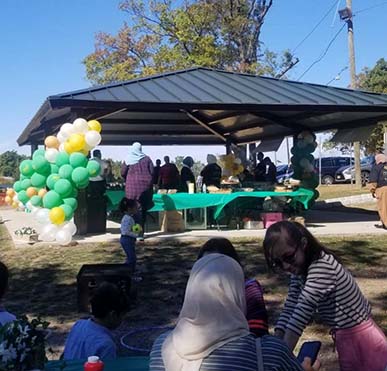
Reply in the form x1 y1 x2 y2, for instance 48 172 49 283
317 184 370 200
1 224 387 371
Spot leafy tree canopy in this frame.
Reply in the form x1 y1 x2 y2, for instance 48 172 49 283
83 0 295 85
0 151 28 180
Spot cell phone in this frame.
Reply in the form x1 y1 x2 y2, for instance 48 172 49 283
296 341 321 364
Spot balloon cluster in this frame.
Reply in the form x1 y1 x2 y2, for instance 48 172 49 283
218 154 244 178
6 118 102 245
291 131 319 201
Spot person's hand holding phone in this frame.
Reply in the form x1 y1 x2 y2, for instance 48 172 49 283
301 357 321 371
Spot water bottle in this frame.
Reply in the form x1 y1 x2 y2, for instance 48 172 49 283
202 184 207 193
84 356 104 371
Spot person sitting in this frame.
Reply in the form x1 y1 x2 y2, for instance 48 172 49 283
197 237 268 337
180 156 195 192
149 254 319 371
63 282 129 361
0 261 16 326
200 154 222 188
158 156 180 190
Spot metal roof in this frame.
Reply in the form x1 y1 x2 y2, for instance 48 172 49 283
18 67 387 146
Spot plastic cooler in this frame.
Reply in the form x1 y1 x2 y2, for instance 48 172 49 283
260 212 283 228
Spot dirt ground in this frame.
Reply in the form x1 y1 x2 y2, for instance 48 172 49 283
1 222 387 370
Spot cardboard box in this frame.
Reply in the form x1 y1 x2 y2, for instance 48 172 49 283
159 211 185 232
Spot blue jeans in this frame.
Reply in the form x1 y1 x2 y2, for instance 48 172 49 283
120 235 136 270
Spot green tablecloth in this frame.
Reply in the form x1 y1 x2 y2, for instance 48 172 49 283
106 188 314 219
45 356 149 371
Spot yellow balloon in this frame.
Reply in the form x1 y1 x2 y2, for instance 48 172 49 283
87 120 102 133
26 187 38 198
5 196 11 204
38 188 47 198
6 188 15 197
12 202 18 208
49 207 65 225
81 148 89 156
64 140 76 154
68 134 85 152
44 135 60 149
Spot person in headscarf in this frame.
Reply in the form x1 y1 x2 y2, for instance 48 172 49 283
200 154 222 188
369 153 387 229
121 142 154 239
149 254 316 371
180 156 195 192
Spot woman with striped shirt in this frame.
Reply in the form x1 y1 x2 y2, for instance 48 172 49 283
263 221 387 371
149 253 319 371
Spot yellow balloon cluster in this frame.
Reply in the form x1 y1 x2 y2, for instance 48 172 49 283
218 154 244 178
4 188 16 208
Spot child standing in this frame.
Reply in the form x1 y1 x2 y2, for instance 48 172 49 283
119 198 140 272
263 221 387 371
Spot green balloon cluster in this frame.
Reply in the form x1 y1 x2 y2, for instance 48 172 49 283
13 148 101 223
290 131 319 205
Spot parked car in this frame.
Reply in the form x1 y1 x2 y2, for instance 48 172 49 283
335 155 375 185
314 156 354 185
276 164 294 183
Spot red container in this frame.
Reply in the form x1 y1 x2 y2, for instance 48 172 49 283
84 356 104 371
260 212 283 229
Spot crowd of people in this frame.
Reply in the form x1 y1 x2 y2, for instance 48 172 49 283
2 220 387 370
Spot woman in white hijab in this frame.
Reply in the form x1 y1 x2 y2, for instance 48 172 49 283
150 254 316 371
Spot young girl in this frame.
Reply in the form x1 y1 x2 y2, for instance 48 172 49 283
119 197 140 272
197 237 269 337
263 221 387 371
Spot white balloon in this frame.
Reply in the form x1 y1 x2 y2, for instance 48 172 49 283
18 202 25 210
36 208 50 224
13 194 18 202
57 131 67 144
55 229 72 245
40 224 59 242
85 131 101 148
73 118 89 134
31 207 40 217
25 201 33 211
45 148 59 163
60 123 75 138
58 143 66 152
62 221 77 236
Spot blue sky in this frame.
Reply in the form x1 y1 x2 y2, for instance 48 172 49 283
1 0 386 164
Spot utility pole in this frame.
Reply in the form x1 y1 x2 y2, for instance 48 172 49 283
340 0 362 188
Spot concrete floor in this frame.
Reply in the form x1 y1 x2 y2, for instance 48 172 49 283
0 202 383 247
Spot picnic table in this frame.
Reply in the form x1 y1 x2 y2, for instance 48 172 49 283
106 188 315 219
45 356 149 371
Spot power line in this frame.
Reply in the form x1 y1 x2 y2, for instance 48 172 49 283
326 66 348 85
355 1 387 15
291 0 340 54
297 23 346 81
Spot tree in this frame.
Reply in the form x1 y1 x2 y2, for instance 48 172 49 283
83 0 295 85
174 156 204 177
0 151 28 179
357 58 387 154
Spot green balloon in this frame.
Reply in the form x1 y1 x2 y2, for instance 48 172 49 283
63 197 78 210
50 164 59 174
69 152 88 168
43 190 62 209
54 179 73 198
77 179 90 189
60 204 74 221
18 190 29 204
58 164 74 180
20 179 31 190
19 160 34 177
70 188 78 198
33 156 50 175
13 181 22 193
55 152 70 167
30 195 42 207
31 173 47 188
46 174 61 190
32 149 45 160
87 160 101 177
71 167 89 185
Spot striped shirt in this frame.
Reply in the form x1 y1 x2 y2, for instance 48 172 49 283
149 332 303 371
276 252 371 336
